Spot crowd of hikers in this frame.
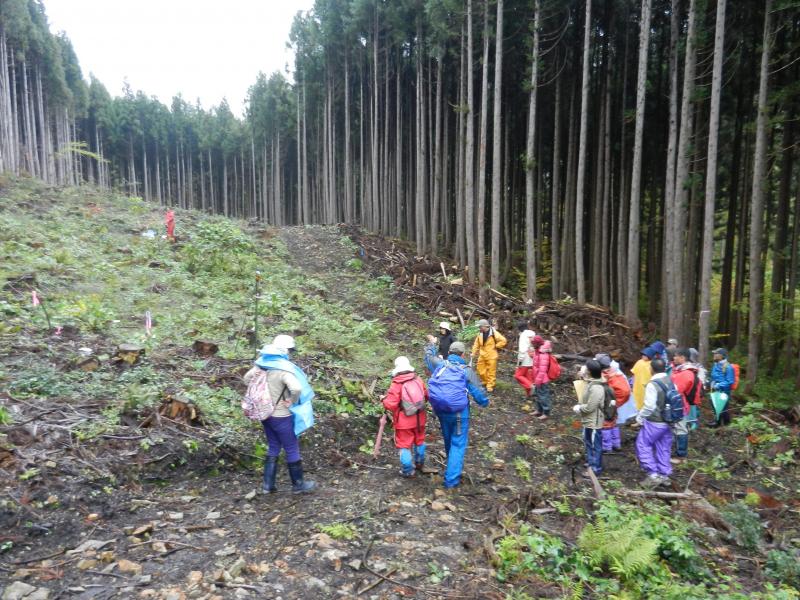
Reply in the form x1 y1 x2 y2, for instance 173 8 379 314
243 320 739 493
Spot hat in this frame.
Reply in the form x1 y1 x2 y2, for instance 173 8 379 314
642 346 657 359
595 354 612 369
391 356 415 376
650 341 666 354
532 335 545 348
449 341 466 355
540 340 552 352
438 321 452 331
477 319 490 328
667 338 679 346
712 347 728 359
272 334 295 350
258 343 284 356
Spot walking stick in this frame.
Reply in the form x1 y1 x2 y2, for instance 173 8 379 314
373 413 388 459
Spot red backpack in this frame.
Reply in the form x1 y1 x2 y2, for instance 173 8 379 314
400 377 426 416
547 355 561 381
728 364 740 391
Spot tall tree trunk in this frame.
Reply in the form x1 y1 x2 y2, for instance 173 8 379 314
671 0 698 342
465 0 477 282
490 0 504 289
477 0 490 291
698 0 726 362
431 55 443 255
746 0 773 387
526 0 540 301
575 0 592 304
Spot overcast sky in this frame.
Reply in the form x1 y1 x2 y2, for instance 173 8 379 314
43 0 316 116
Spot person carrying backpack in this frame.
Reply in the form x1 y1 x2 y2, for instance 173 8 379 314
424 336 490 489
471 319 507 393
572 360 607 477
382 356 429 478
244 335 316 494
596 354 631 452
670 348 701 461
635 358 678 488
631 346 656 410
531 340 555 420
709 347 736 427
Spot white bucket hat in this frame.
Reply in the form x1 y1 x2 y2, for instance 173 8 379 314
272 334 296 350
391 356 415 376
438 321 451 331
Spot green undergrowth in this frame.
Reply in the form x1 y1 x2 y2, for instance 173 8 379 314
497 498 799 599
0 177 410 448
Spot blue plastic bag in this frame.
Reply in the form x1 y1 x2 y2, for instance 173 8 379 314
290 398 315 436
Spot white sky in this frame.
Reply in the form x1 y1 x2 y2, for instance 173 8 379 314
43 0 316 116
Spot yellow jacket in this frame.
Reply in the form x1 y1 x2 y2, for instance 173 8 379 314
472 328 507 361
631 358 652 410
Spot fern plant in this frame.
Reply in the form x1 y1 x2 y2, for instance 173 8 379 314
578 517 658 580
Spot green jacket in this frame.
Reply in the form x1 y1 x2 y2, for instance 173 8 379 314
578 378 606 429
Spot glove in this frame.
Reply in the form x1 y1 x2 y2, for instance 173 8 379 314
635 415 643 425
610 400 616 407
572 404 582 414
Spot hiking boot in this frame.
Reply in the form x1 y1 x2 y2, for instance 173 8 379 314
531 410 542 416
399 469 416 478
537 414 549 421
262 456 278 494
417 462 437 474
287 460 316 494
640 474 662 489
658 476 672 488
670 457 686 465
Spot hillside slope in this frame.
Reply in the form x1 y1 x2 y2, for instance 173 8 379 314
0 178 798 599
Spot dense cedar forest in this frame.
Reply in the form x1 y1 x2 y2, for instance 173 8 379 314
1 0 799 386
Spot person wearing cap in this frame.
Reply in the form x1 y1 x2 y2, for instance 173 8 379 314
572 359 606 477
382 357 429 477
635 358 674 488
436 322 456 358
245 335 316 494
670 348 701 462
597 354 631 453
471 319 507 393
686 348 707 429
631 346 656 411
424 335 489 488
710 347 735 426
531 340 554 419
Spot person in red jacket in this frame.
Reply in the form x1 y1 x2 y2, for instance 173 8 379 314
382 356 428 477
531 340 553 420
670 348 700 462
596 354 631 452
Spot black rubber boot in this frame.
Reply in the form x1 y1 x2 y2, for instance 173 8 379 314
262 456 278 493
287 460 316 493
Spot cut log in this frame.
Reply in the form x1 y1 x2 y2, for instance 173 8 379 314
113 344 145 365
192 340 219 357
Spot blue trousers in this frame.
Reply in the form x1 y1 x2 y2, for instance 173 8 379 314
262 416 301 463
399 445 427 474
535 383 552 415
583 428 603 474
436 411 470 488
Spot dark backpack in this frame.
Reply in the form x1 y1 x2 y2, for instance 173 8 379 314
428 361 469 413
591 382 617 421
652 379 684 423
400 377 426 416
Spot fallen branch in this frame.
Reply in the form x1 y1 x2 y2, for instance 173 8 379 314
619 489 701 500
586 468 605 500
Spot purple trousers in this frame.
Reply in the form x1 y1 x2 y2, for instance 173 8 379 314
602 427 621 451
635 419 672 477
262 416 301 463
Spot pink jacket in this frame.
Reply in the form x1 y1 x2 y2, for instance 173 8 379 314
533 347 551 386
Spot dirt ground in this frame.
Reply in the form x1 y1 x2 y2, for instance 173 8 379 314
1 225 798 600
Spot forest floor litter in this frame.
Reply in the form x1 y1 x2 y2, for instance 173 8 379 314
1 182 798 599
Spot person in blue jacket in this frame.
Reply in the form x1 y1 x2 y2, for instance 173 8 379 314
709 347 735 426
424 335 489 489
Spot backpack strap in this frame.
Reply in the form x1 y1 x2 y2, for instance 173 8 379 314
687 371 700 405
651 379 669 410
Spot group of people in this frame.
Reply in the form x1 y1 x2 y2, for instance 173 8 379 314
245 320 738 493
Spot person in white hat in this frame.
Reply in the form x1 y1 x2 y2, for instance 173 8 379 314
436 322 456 358
471 319 507 392
381 357 429 477
244 334 316 494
